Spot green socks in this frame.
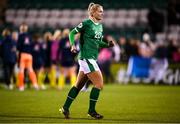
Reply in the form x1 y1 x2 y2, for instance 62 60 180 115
88 87 101 113
63 86 101 113
63 86 80 110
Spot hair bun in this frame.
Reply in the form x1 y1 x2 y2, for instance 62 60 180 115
88 2 95 11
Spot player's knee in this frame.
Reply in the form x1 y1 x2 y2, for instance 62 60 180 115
75 81 84 90
95 83 103 90
28 68 33 72
75 85 82 91
19 68 24 73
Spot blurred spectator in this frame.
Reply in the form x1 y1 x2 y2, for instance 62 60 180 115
32 34 46 89
42 32 53 71
173 47 180 62
138 33 154 58
167 39 178 62
149 41 169 84
11 31 19 87
126 38 139 58
154 41 168 59
35 32 53 89
118 36 128 62
98 35 115 83
104 35 120 62
98 47 114 83
12 31 18 42
17 23 38 91
49 29 61 88
1 28 16 89
57 29 78 89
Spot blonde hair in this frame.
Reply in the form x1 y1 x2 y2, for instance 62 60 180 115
88 2 102 17
62 28 70 38
44 32 52 42
2 28 11 37
53 29 61 40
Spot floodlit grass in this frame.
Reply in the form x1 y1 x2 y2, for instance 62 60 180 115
0 84 180 123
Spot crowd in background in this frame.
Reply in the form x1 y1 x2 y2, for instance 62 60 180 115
0 23 80 91
0 23 180 90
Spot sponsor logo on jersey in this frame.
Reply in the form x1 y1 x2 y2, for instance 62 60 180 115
24 37 30 44
94 31 102 39
34 45 39 51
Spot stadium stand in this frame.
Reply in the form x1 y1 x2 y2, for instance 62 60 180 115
0 0 168 39
5 9 149 28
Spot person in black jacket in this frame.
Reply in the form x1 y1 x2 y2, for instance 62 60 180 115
32 34 46 89
1 28 16 89
57 29 78 89
38 32 53 89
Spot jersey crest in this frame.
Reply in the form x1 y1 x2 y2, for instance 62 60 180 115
78 23 83 28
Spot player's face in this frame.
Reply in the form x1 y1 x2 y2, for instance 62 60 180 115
94 6 103 21
20 25 28 33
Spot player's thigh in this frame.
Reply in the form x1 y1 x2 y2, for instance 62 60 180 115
19 54 26 71
51 64 56 70
69 66 76 76
26 55 33 72
87 71 103 89
75 71 89 90
60 67 66 75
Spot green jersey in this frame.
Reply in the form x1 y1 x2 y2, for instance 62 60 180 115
74 19 109 60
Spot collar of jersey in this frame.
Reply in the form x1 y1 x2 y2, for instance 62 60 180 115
89 18 99 25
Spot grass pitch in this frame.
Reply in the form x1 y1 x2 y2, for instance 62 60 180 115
0 84 180 123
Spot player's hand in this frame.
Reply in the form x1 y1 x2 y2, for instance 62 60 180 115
71 45 77 53
108 40 115 47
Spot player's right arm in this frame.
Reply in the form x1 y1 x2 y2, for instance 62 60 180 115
69 29 78 46
69 21 86 53
69 29 78 53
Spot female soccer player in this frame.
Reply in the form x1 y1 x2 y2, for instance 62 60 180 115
1 28 17 89
50 30 61 88
17 23 39 91
59 3 115 119
57 28 78 89
32 34 45 89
